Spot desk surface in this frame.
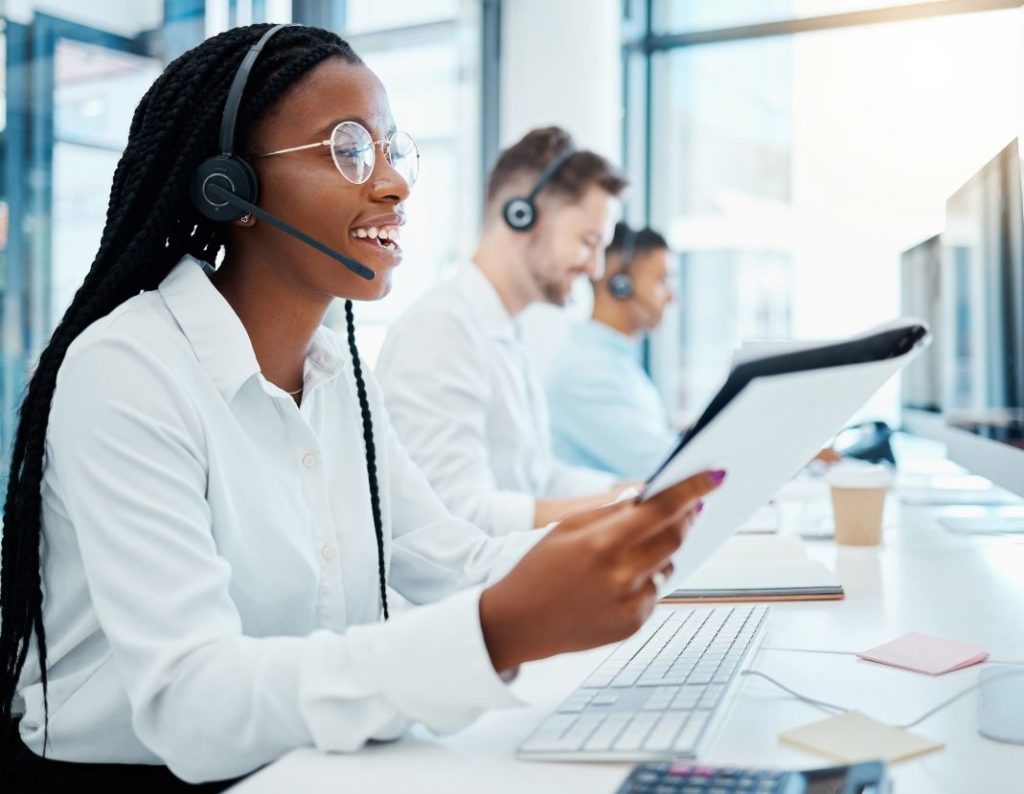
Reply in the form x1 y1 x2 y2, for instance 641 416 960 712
232 453 1024 794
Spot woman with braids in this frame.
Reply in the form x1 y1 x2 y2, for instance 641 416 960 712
0 23 721 791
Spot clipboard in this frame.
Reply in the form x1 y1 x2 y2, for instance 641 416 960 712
643 322 929 591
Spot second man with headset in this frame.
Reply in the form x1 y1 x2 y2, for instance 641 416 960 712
376 127 628 535
547 222 679 480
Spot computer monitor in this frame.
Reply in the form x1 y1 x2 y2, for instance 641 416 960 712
900 234 943 414
901 139 1024 517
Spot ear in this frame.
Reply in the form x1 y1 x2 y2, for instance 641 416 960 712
232 213 256 228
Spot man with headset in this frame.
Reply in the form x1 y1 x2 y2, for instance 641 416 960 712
547 222 679 480
376 127 628 536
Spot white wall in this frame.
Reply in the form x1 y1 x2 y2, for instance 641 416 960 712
499 0 623 376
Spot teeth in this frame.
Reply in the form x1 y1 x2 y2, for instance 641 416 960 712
351 225 401 245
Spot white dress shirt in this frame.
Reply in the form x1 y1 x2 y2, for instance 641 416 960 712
16 257 538 784
375 265 616 536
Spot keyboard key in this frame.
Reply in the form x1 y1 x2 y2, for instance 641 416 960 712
561 713 605 749
642 687 678 710
532 714 576 738
613 712 660 751
556 692 595 713
642 711 689 751
698 684 725 709
670 686 704 710
584 714 631 751
673 711 710 753
612 668 645 687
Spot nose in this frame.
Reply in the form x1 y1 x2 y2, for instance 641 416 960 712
368 150 411 205
586 247 606 280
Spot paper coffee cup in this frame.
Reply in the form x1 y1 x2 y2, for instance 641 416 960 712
827 465 892 546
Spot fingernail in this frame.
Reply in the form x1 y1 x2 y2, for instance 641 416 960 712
710 469 727 484
696 501 705 514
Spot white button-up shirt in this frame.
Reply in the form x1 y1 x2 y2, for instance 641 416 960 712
375 265 616 537
17 257 536 783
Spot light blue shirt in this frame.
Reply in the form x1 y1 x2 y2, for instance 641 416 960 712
546 320 679 480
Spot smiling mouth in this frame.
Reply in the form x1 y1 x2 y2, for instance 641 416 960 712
350 224 401 253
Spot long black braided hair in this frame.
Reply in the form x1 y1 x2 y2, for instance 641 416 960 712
0 23 390 751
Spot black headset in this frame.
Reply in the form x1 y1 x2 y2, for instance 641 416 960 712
502 144 577 231
608 224 637 300
189 24 374 281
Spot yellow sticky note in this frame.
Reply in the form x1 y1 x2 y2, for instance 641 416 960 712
780 710 944 763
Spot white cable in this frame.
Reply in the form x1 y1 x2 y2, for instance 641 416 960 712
761 648 1024 665
739 668 1024 730
739 670 848 714
896 669 1024 730
760 647 858 656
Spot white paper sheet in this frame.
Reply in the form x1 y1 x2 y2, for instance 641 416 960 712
645 351 919 589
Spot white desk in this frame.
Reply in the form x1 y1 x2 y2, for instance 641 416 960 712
232 467 1024 793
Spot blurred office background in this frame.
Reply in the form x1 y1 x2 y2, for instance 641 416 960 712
0 0 1021 464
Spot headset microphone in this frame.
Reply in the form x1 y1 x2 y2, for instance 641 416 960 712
203 182 375 281
190 24 375 283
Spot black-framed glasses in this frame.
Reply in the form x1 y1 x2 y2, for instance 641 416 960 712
255 120 419 188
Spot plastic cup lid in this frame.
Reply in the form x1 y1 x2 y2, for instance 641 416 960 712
827 463 893 489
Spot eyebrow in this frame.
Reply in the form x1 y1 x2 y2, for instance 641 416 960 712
317 117 398 139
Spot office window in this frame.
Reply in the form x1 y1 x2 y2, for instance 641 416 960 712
52 41 162 327
651 0 976 34
344 0 462 34
320 3 483 365
636 5 1024 422
0 1 488 458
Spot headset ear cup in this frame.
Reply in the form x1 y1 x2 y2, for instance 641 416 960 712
503 196 536 231
609 273 634 300
191 154 260 222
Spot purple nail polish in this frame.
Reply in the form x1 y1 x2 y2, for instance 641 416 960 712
710 469 727 484
696 501 705 514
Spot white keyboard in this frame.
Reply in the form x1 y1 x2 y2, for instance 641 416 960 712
518 605 769 761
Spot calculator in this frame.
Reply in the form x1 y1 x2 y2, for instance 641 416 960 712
616 760 888 794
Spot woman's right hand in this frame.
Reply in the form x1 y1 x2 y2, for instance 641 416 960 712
479 470 726 673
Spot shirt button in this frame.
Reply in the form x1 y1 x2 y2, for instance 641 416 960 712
302 453 316 469
321 544 335 561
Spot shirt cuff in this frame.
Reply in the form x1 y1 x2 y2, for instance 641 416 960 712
366 585 525 733
548 464 617 498
486 489 537 535
486 525 550 586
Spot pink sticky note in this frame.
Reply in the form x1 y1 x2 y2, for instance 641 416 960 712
857 632 989 675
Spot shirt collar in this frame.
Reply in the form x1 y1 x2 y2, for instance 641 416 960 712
158 256 346 402
457 264 518 341
577 319 642 358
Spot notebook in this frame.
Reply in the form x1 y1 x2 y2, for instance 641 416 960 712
664 534 844 603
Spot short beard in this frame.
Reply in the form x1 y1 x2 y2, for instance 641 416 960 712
539 279 567 306
525 237 568 307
